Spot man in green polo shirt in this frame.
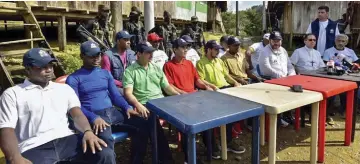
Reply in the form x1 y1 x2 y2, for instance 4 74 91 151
123 41 180 163
196 40 246 155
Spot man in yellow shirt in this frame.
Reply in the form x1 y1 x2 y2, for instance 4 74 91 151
221 36 263 85
196 40 240 89
196 40 246 155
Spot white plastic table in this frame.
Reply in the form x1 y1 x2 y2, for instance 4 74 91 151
219 83 323 164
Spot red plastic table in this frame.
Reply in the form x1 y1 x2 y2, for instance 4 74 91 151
265 75 357 163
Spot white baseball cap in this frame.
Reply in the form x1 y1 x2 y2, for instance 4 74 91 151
263 33 270 40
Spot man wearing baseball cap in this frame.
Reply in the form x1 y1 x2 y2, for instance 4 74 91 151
66 41 139 163
245 33 270 76
170 35 201 67
147 33 169 69
0 48 112 163
258 31 296 127
221 36 263 85
123 41 179 163
102 30 136 91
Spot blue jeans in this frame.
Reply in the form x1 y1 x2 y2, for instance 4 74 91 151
20 134 114 164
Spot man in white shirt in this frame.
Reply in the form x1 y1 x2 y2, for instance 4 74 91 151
0 48 112 164
290 34 326 72
259 31 296 79
306 6 340 56
218 35 229 58
170 35 200 67
246 33 270 75
323 34 359 64
148 33 169 69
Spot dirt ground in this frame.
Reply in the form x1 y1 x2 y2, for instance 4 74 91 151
113 112 360 164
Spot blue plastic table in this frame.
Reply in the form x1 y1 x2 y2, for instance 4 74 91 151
146 91 265 164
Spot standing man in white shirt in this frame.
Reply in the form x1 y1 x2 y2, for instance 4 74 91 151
290 34 326 72
246 33 270 75
0 48 112 164
323 34 359 64
148 33 169 69
218 35 229 58
306 6 340 56
259 31 296 79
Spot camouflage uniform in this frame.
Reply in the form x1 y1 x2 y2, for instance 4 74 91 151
124 7 146 51
78 5 114 48
180 16 205 55
149 11 177 57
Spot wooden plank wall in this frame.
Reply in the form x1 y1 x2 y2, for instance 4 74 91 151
285 1 348 34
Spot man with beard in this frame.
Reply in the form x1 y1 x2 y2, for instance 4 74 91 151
221 36 263 85
290 34 325 72
101 31 137 92
258 31 296 127
78 5 114 48
125 6 146 51
66 41 138 163
0 48 112 163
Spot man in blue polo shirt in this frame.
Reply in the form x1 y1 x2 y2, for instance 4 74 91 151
66 41 138 163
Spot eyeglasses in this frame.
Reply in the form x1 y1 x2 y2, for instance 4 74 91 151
307 39 316 42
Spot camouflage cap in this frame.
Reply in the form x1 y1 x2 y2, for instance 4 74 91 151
191 16 198 22
131 6 142 15
164 10 171 17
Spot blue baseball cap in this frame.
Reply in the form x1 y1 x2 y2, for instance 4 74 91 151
172 38 190 48
180 35 194 43
227 36 241 45
115 30 133 41
136 41 156 53
205 40 222 50
220 35 229 43
23 48 57 67
80 41 101 56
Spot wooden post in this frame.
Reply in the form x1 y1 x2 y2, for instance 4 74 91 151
58 16 66 51
30 31 33 48
110 1 123 36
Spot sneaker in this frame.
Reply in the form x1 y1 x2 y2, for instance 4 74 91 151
227 140 246 154
280 119 289 127
326 117 335 126
212 149 221 159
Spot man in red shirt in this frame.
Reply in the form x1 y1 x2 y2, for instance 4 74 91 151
163 39 219 162
163 38 211 94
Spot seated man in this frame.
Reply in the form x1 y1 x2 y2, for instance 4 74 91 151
66 41 138 163
0 48 111 164
218 35 229 58
258 31 295 126
171 35 201 67
245 33 270 75
196 40 246 155
147 32 168 69
290 34 325 72
258 31 296 79
102 31 137 92
221 36 263 85
163 38 217 160
323 34 360 121
123 42 180 163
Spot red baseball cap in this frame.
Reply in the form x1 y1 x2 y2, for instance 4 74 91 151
147 33 163 42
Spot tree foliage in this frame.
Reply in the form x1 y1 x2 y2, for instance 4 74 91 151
221 5 263 37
